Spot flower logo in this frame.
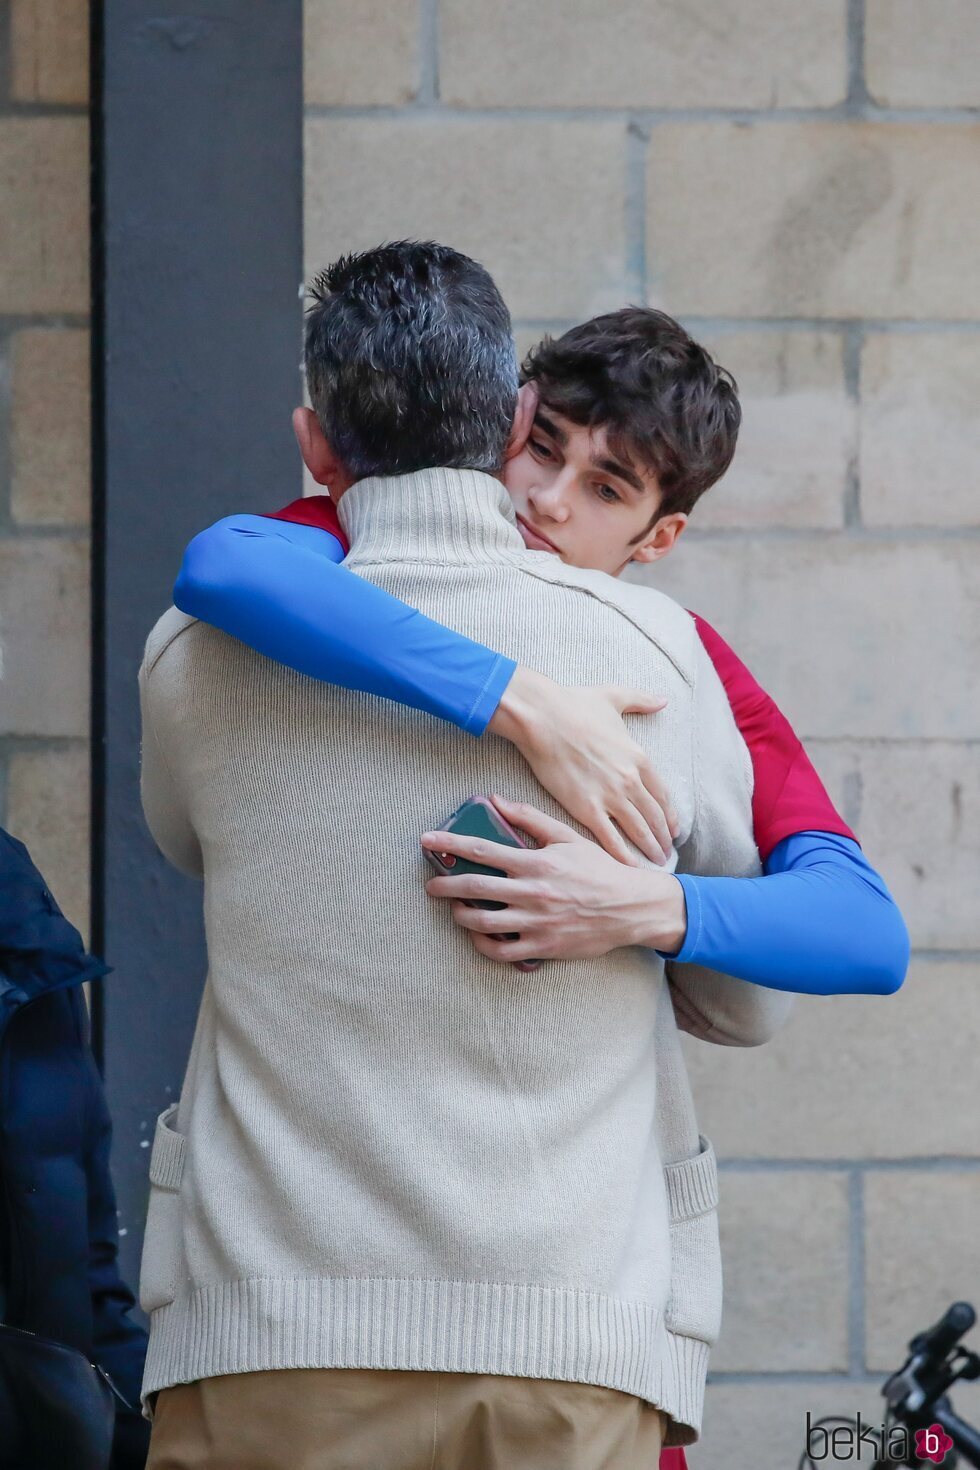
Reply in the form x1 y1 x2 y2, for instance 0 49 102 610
915 1423 954 1463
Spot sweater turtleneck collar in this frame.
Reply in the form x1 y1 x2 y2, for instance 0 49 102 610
337 467 526 566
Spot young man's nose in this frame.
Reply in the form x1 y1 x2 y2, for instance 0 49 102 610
528 477 572 522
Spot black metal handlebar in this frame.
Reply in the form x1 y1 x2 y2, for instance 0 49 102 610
878 1302 980 1468
802 1303 980 1469
911 1303 977 1368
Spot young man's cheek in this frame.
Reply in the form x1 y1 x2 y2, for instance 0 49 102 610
559 523 625 576
500 450 537 500
501 461 627 576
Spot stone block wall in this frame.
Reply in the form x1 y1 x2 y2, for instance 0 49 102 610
1 3 976 1457
0 0 91 938
304 3 980 1462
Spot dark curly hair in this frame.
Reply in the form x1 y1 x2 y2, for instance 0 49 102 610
521 308 741 529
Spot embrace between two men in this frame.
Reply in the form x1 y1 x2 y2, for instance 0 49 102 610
138 241 907 1470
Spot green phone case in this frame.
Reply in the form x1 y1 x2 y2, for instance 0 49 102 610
425 796 543 972
426 796 525 909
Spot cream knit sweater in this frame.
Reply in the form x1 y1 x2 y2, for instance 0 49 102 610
137 469 793 1445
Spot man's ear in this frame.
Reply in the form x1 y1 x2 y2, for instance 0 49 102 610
503 382 538 463
630 512 688 566
292 407 355 497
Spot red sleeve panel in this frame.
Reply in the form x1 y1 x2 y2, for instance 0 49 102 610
659 1448 689 1469
689 611 857 863
267 494 351 553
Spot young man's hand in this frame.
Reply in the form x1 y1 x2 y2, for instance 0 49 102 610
421 796 687 964
486 667 680 867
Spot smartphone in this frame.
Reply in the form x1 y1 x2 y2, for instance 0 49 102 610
424 795 543 973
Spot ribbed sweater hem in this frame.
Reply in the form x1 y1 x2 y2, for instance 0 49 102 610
141 1275 709 1447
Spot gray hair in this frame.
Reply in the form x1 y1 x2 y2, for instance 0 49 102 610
304 241 518 477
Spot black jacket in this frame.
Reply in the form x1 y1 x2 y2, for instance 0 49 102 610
0 828 149 1467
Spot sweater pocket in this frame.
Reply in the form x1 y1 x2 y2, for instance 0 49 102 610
138 1104 186 1314
663 1134 722 1346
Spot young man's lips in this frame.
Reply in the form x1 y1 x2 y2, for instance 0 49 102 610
517 515 559 552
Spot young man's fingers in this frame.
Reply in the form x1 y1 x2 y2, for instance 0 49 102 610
489 794 580 846
613 687 669 716
614 801 669 868
419 830 533 873
468 931 539 964
425 873 516 903
588 812 642 867
451 902 533 934
626 786 674 864
637 760 681 840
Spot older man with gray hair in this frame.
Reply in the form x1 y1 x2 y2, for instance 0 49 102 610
137 241 792 1470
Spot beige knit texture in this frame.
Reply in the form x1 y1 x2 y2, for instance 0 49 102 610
137 469 790 1445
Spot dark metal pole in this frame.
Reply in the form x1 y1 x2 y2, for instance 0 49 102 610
92 1 303 1288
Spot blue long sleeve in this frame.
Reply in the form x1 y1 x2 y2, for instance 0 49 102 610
664 831 910 996
174 515 516 735
174 516 909 1000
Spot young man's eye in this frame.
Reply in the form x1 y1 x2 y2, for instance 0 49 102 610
595 484 621 503
529 438 554 460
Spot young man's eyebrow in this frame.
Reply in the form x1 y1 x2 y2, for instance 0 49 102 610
533 410 645 493
594 455 644 493
532 410 567 447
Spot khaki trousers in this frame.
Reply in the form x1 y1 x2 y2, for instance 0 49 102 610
146 1367 666 1470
